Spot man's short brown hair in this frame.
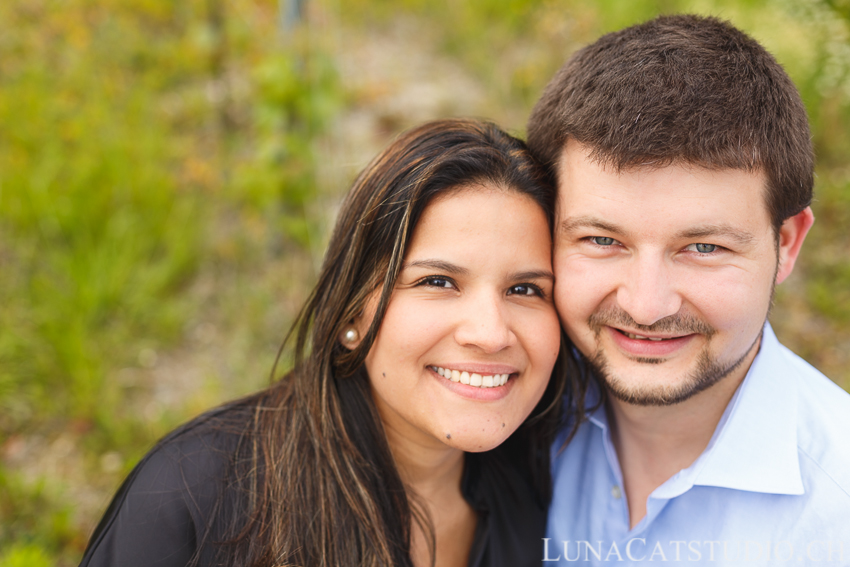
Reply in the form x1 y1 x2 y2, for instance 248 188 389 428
527 14 813 230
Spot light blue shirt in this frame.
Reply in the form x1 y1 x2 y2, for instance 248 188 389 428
546 324 850 565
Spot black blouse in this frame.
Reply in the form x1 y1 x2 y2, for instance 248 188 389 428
79 403 547 567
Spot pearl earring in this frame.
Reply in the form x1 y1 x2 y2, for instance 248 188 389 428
344 328 359 343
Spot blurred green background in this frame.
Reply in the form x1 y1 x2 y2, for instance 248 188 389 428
1 0 849 564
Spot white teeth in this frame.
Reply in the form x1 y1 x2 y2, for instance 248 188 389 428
625 332 667 341
432 367 510 389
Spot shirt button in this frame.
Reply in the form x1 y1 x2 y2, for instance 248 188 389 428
611 485 622 499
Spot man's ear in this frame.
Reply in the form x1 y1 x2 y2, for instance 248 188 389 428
776 206 815 285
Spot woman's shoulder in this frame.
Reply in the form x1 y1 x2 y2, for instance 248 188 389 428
78 397 260 567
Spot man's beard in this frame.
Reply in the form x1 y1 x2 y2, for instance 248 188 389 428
584 306 761 406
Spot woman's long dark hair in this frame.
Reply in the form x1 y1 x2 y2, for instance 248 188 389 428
201 119 587 566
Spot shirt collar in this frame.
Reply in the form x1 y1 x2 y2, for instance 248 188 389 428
585 323 804 497
686 323 803 495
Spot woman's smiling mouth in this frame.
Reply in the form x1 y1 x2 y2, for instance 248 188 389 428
429 366 512 388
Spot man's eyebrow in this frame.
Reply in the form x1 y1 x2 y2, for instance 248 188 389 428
678 225 755 245
559 215 625 236
402 259 470 275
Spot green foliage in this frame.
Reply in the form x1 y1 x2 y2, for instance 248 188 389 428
0 545 53 567
806 173 850 323
0 470 75 564
232 42 343 245
0 0 341 563
339 0 554 110
0 0 207 431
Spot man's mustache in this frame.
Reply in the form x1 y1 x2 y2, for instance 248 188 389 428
588 306 716 338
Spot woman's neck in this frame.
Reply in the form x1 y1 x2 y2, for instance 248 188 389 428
383 418 466 499
381 419 477 567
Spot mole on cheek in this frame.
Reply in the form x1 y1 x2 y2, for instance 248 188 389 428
446 433 451 439
383 372 386 377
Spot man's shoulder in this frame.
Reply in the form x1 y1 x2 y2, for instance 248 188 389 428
776 340 850 497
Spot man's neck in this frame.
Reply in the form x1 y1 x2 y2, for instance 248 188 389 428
607 347 759 529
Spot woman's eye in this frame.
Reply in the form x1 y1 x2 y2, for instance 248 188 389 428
687 243 718 254
591 236 617 246
419 276 455 289
508 284 543 297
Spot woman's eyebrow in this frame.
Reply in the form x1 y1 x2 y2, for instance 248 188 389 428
403 262 553 282
402 259 470 275
511 270 555 282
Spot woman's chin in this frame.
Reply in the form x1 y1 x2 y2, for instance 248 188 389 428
437 426 516 453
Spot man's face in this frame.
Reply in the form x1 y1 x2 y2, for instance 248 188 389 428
553 142 783 406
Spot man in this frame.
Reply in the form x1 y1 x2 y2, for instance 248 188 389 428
527 14 850 565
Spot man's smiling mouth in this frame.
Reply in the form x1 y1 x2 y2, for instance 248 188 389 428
615 329 689 341
589 307 717 341
607 327 699 358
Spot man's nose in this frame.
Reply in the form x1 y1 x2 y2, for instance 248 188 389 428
616 254 682 326
453 291 516 353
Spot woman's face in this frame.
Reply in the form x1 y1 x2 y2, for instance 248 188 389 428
359 185 561 453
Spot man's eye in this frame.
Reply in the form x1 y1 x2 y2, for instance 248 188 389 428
687 243 717 254
591 236 616 246
507 284 543 297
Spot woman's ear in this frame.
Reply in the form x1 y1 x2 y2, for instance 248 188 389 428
339 325 363 349
340 289 380 349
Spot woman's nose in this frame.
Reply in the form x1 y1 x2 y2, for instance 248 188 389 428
452 291 516 353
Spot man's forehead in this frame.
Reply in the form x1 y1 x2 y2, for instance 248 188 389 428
553 141 774 234
555 140 767 183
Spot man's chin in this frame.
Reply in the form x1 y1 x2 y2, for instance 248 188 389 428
586 347 753 407
603 374 714 406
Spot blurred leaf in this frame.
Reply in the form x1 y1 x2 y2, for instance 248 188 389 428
0 544 53 567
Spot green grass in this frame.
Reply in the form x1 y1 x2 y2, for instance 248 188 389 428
0 0 341 563
0 544 54 567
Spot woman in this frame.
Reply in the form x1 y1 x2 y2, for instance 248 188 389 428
79 119 584 567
